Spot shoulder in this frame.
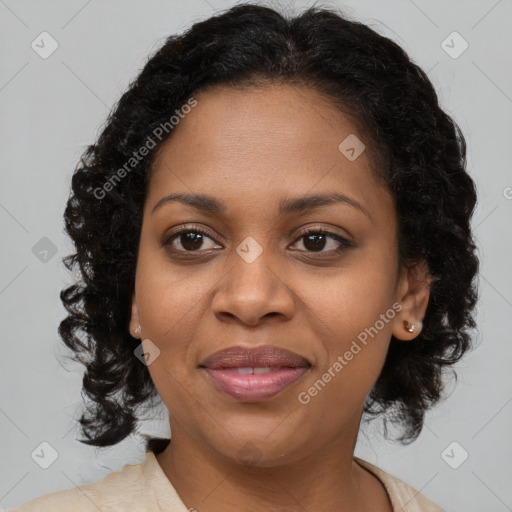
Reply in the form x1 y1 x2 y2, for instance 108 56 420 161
9 456 150 512
354 457 446 512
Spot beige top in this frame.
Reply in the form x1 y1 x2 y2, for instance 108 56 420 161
10 451 445 511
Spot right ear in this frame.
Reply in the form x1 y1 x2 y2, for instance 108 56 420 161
129 291 141 338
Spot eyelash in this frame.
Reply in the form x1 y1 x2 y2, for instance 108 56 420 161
163 225 353 256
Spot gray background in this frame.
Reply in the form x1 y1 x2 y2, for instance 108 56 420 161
1 0 511 510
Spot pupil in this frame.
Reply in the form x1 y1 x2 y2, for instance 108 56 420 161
182 232 203 250
304 233 326 251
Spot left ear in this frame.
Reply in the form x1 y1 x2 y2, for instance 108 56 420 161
392 259 434 341
129 291 142 338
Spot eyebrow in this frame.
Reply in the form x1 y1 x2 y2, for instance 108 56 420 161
151 192 371 219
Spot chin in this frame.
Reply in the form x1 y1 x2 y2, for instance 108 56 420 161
203 424 311 469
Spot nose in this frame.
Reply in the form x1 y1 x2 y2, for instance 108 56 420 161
211 245 295 327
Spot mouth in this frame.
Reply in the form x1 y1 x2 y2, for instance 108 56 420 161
200 366 310 402
198 345 311 402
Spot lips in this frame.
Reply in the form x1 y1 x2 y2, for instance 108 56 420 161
199 345 311 369
199 345 311 402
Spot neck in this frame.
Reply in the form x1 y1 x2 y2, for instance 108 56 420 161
155 416 378 512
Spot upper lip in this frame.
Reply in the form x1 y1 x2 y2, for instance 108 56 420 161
199 345 311 369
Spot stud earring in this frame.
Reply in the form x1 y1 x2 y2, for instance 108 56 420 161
403 320 416 333
133 324 141 336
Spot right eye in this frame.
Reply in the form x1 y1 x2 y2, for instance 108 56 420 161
163 227 222 253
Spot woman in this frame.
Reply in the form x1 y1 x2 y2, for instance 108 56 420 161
12 3 478 511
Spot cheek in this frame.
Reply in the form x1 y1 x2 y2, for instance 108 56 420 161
134 251 223 402
298 255 397 400
135 265 206 417
295 301 393 432
136 233 210 329
304 248 397 332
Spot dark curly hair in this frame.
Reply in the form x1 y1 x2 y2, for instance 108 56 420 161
58 2 479 455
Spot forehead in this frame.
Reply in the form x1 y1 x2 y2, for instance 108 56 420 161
153 83 366 167
147 84 391 220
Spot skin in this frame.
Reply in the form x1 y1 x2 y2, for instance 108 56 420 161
129 84 432 512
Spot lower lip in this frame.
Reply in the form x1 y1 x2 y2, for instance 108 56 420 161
201 367 310 402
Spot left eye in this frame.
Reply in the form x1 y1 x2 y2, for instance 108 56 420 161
291 229 352 253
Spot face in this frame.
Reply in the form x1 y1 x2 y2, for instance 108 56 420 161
130 84 430 467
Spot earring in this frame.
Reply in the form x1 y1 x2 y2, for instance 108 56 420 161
403 320 416 333
133 324 141 336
